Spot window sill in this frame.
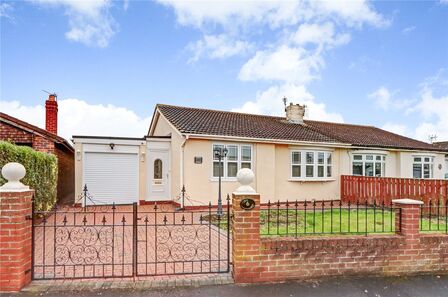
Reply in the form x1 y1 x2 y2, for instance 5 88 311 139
210 177 238 182
288 178 336 182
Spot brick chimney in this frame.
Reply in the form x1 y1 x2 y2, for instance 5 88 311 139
285 102 306 124
45 94 58 134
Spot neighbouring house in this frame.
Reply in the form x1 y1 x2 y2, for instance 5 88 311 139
0 94 75 203
73 103 448 207
433 141 448 178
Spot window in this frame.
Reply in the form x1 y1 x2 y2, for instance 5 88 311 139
212 144 252 178
154 159 162 179
413 156 434 179
351 154 385 177
291 150 332 179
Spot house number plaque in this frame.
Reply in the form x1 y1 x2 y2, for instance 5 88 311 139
240 198 255 210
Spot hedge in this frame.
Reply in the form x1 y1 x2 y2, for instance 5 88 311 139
0 141 58 211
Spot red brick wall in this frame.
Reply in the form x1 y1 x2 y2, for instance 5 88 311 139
32 135 55 154
0 190 34 292
54 144 75 204
232 194 448 283
0 122 33 144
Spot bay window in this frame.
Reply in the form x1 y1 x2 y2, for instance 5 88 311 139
413 156 434 179
212 144 252 178
291 150 332 180
352 154 385 177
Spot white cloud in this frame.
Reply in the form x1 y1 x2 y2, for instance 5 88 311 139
291 22 351 48
29 0 117 47
412 87 448 142
368 86 413 110
382 70 448 142
232 83 344 123
238 45 323 84
158 0 388 121
402 26 416 35
0 2 14 21
368 86 391 110
157 0 389 29
0 99 151 141
188 34 253 63
310 0 390 28
381 123 409 137
156 1 304 28
440 0 448 5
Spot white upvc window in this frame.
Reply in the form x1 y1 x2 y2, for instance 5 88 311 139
291 150 332 180
352 154 386 177
413 156 434 179
212 144 252 179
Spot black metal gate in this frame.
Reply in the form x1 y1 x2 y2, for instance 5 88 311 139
32 200 230 280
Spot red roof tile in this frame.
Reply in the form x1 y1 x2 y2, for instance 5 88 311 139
0 112 73 152
156 104 447 152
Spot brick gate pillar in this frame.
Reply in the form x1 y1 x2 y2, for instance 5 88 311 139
231 168 261 283
0 163 34 292
392 198 423 237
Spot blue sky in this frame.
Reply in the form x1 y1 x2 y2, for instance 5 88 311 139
1 0 447 141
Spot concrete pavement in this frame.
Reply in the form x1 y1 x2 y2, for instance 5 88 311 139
4 275 448 297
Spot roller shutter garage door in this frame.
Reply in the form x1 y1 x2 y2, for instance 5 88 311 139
83 152 139 205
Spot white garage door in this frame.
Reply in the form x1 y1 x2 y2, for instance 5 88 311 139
83 152 139 205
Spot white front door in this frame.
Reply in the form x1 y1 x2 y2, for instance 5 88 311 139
148 149 170 200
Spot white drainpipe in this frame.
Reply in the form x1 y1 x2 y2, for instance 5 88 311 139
180 135 188 208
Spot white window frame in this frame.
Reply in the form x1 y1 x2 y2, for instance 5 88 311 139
444 156 448 179
290 150 333 181
212 143 253 180
412 155 434 179
351 153 386 177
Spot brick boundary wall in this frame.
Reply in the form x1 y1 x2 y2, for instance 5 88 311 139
232 194 448 283
0 190 34 292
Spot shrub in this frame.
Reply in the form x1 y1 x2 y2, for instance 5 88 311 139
0 141 58 211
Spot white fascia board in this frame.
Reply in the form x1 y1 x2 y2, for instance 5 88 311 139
350 146 447 154
184 133 351 148
73 137 145 146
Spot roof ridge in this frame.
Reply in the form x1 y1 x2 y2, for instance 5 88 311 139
156 103 286 120
304 119 374 128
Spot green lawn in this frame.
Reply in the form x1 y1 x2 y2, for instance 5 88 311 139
206 208 447 236
260 208 396 235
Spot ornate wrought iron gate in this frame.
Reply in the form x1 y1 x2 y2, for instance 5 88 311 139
32 201 230 280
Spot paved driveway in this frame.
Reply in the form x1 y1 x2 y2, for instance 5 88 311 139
33 204 230 279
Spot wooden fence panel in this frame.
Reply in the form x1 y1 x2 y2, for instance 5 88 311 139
340 175 448 206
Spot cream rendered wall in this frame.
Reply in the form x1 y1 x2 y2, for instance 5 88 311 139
255 143 276 202
182 139 251 205
273 145 341 202
74 142 82 203
151 114 184 201
180 140 344 205
138 144 146 201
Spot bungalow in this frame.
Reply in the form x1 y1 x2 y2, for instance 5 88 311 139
73 103 448 206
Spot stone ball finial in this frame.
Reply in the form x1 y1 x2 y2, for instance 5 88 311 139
0 162 29 192
235 168 256 194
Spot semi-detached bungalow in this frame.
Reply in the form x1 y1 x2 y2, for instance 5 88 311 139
73 103 448 206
